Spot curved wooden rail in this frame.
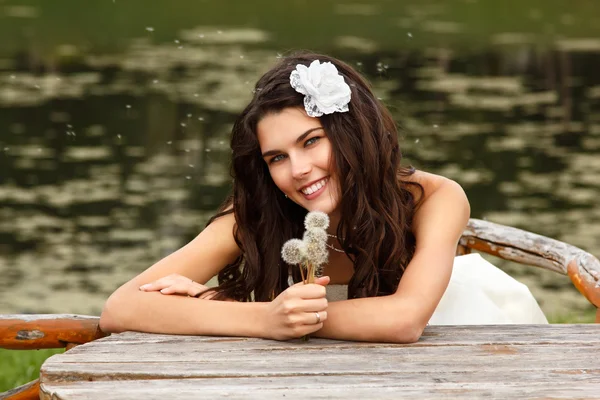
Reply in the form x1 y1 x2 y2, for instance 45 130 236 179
458 218 600 321
0 315 107 400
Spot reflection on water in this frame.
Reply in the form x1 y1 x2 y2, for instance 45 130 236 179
1 0 599 320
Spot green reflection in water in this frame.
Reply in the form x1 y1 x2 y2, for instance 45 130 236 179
0 0 598 321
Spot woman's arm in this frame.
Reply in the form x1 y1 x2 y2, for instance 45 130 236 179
99 212 251 334
100 211 329 340
314 172 470 343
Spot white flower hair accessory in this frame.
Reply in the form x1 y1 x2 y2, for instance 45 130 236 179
290 60 352 117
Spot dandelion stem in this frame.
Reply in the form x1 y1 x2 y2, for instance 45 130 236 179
299 263 306 284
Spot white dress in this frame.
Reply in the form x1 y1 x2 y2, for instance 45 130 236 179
325 253 548 325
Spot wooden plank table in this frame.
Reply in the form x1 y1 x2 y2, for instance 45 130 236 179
39 325 600 399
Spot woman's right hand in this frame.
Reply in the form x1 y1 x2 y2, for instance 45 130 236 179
264 276 330 340
138 273 217 299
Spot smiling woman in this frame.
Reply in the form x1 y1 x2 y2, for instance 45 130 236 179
258 110 338 215
99 51 548 343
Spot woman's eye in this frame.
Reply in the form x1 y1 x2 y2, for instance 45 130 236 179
269 154 285 164
305 137 320 146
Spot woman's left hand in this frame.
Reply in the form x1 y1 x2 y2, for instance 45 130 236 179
139 274 217 299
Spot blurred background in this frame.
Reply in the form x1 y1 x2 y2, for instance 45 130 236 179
1 0 599 322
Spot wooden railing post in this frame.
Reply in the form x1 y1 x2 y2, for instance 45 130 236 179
0 315 108 400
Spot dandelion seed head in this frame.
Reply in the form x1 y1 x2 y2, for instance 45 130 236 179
281 239 306 264
304 211 329 230
303 228 327 245
305 240 328 266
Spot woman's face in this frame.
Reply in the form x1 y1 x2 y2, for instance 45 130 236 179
257 107 341 217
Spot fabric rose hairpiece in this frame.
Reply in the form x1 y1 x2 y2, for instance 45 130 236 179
290 60 352 117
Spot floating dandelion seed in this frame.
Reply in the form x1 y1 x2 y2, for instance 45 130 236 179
174 40 180 44
433 124 439 128
186 176 191 180
198 117 204 121
146 27 154 32
304 211 329 230
407 32 413 37
181 123 187 127
167 141 172 145
205 148 211 152
153 80 159 84
126 105 131 109
117 134 122 139
415 139 420 143
281 239 306 264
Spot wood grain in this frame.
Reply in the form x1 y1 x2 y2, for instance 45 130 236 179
0 314 107 350
39 325 600 399
460 218 600 308
0 379 39 400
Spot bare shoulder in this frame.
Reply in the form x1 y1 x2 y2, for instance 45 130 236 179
402 169 461 201
192 210 240 259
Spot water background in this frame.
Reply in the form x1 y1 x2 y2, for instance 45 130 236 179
1 0 599 320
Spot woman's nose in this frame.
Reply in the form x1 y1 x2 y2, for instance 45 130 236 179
291 155 312 179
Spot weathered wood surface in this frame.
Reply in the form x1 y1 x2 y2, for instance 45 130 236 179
40 325 600 399
460 218 600 309
0 379 39 400
0 314 107 350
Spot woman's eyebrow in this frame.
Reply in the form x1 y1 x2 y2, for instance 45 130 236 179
261 127 324 158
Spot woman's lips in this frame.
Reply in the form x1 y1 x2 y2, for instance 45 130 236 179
300 178 328 200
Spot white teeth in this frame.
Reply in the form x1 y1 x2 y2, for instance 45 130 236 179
301 178 328 195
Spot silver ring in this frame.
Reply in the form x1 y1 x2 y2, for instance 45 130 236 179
314 312 321 324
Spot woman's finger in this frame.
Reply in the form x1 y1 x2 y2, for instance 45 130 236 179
293 298 328 312
139 275 194 292
313 276 330 286
304 310 328 325
139 281 171 292
293 283 328 300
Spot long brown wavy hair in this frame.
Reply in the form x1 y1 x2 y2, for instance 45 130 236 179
206 51 423 302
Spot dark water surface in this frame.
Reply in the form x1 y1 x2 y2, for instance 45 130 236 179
1 0 599 320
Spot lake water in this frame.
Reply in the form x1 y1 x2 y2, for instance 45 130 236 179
1 0 599 320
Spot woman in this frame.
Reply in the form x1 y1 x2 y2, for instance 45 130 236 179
100 51 546 343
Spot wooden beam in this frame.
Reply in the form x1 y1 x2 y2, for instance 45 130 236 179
0 315 107 350
459 218 600 309
0 379 39 400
